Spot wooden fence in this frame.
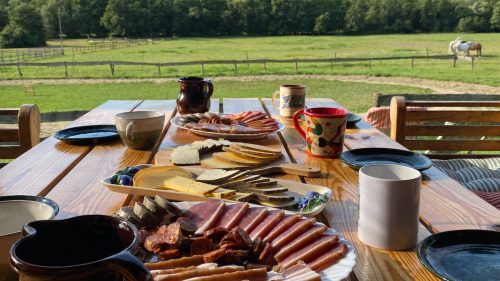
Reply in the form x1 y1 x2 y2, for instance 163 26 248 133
0 48 63 64
73 40 138 54
0 54 473 77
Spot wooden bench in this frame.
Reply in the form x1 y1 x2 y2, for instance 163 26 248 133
0 104 41 168
390 96 500 159
374 92 500 107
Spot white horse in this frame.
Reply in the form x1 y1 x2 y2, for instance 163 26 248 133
449 37 462 54
450 39 474 56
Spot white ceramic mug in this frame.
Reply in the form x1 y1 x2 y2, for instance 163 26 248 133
272 85 306 118
115 111 165 150
358 164 421 250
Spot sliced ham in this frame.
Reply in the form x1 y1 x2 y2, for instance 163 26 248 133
213 202 249 230
306 242 349 272
235 207 268 233
183 200 226 235
280 261 321 281
263 214 302 243
274 225 329 262
276 235 339 271
271 218 316 251
249 210 285 241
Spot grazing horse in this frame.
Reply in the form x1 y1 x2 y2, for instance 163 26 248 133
449 37 462 54
465 41 482 57
450 40 475 56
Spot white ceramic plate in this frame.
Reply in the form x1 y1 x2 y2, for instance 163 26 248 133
174 201 357 281
100 165 332 218
170 114 285 140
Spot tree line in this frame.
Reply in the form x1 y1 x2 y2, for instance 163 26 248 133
1 0 500 48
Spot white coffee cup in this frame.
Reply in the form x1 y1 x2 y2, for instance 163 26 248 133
358 164 421 250
272 85 306 118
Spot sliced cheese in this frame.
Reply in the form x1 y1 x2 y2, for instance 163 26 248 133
229 145 283 157
134 166 193 189
222 147 280 161
226 193 255 202
209 188 237 199
201 158 250 170
213 152 268 167
171 147 200 165
164 176 219 196
196 169 240 183
233 143 281 154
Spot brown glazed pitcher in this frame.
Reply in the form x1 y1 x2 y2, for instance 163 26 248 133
176 77 214 115
9 215 152 281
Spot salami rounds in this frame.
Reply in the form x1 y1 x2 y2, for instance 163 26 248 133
190 238 216 256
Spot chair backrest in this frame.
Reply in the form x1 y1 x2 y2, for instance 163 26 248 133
0 104 41 167
390 96 500 159
374 92 500 107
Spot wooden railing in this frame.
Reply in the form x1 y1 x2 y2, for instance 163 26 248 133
0 54 472 77
0 48 63 64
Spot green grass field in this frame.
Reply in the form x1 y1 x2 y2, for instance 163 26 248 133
0 33 499 86
0 79 432 114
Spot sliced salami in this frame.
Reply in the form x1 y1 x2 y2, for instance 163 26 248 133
232 226 253 248
177 217 197 236
190 237 216 256
165 222 185 248
158 248 181 261
138 230 151 248
203 227 228 241
202 249 226 263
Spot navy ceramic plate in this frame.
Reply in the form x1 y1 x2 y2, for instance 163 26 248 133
417 230 500 281
340 148 432 171
347 113 362 126
54 125 120 146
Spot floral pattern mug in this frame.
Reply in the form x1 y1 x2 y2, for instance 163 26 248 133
293 107 348 158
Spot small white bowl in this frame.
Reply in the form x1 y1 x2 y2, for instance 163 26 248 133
0 200 55 280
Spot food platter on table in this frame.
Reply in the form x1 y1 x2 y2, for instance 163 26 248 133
171 112 285 140
130 200 356 281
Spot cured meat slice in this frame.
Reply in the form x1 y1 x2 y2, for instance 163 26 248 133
177 217 197 236
144 255 204 270
276 235 339 271
138 230 152 248
306 242 349 272
263 214 302 243
213 202 249 230
157 249 181 261
274 225 329 262
281 261 321 281
165 222 185 248
202 249 226 263
190 238 216 256
203 227 228 241
249 210 285 241
235 207 268 233
271 218 316 251
183 200 226 235
232 226 253 248
155 266 245 281
182 268 268 281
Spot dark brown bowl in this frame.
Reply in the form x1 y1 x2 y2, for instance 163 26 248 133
10 215 152 281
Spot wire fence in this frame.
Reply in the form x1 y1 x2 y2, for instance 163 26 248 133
0 48 64 64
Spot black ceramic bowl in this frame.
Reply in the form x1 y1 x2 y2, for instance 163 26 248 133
0 195 59 216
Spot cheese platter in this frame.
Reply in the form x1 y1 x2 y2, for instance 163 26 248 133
131 200 356 281
171 112 285 140
100 164 332 217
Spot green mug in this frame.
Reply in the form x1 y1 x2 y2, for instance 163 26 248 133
115 111 165 150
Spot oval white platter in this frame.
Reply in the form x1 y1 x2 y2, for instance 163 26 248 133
100 165 332 218
174 201 357 281
170 114 285 140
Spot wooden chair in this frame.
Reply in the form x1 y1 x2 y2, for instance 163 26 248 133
0 104 41 168
24 85 35 96
390 96 500 159
373 92 500 107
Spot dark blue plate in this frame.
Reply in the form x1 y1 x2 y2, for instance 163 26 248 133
340 148 432 171
417 230 500 281
0 195 59 215
54 125 120 146
347 113 362 126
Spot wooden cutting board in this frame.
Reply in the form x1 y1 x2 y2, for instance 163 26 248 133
154 146 321 178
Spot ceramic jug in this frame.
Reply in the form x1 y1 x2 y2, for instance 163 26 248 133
176 77 214 115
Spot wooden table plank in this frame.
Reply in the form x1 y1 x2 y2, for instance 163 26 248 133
45 101 177 219
262 98 436 281
0 100 143 197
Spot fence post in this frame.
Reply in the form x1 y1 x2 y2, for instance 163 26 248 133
142 54 144 70
64 61 68 77
1 51 4 70
411 57 414 68
471 56 474 70
453 56 456 67
234 60 237 74
369 59 371 69
295 59 297 71
109 61 114 75
158 63 161 75
334 53 337 65
17 62 22 77
426 47 429 63
246 52 249 67
201 62 204 74
264 60 266 72
73 53 75 70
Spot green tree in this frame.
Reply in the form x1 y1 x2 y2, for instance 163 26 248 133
1 3 46 47
344 0 367 33
491 0 500 30
101 0 151 37
314 12 331 33
72 0 109 37
0 4 8 31
149 0 173 36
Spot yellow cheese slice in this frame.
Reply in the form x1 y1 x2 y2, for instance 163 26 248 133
213 152 268 167
164 176 218 196
209 188 237 199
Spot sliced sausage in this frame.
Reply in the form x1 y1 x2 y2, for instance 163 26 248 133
157 248 181 261
144 234 166 253
202 249 226 263
218 253 243 265
190 237 216 256
157 224 169 235
177 217 197 236
220 243 242 249
232 226 253 248
220 236 237 245
165 222 185 248
145 226 159 235
226 249 250 258
138 230 152 248
258 242 272 262
203 227 228 241
252 238 265 257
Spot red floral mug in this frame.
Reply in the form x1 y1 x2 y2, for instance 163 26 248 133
293 107 348 158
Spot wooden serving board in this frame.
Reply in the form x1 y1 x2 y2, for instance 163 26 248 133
154 146 321 177
100 165 332 217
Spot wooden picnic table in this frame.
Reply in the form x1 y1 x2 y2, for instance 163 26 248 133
1 98 500 281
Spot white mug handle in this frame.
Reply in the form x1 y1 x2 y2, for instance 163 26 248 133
125 122 135 143
272 91 280 110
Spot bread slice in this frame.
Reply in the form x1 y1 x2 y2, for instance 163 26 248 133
255 193 294 202
246 178 270 184
213 152 268 167
229 145 283 157
225 170 251 182
233 143 282 154
226 193 255 202
223 147 280 161
256 199 299 209
251 186 288 194
201 158 250 170
255 181 278 187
